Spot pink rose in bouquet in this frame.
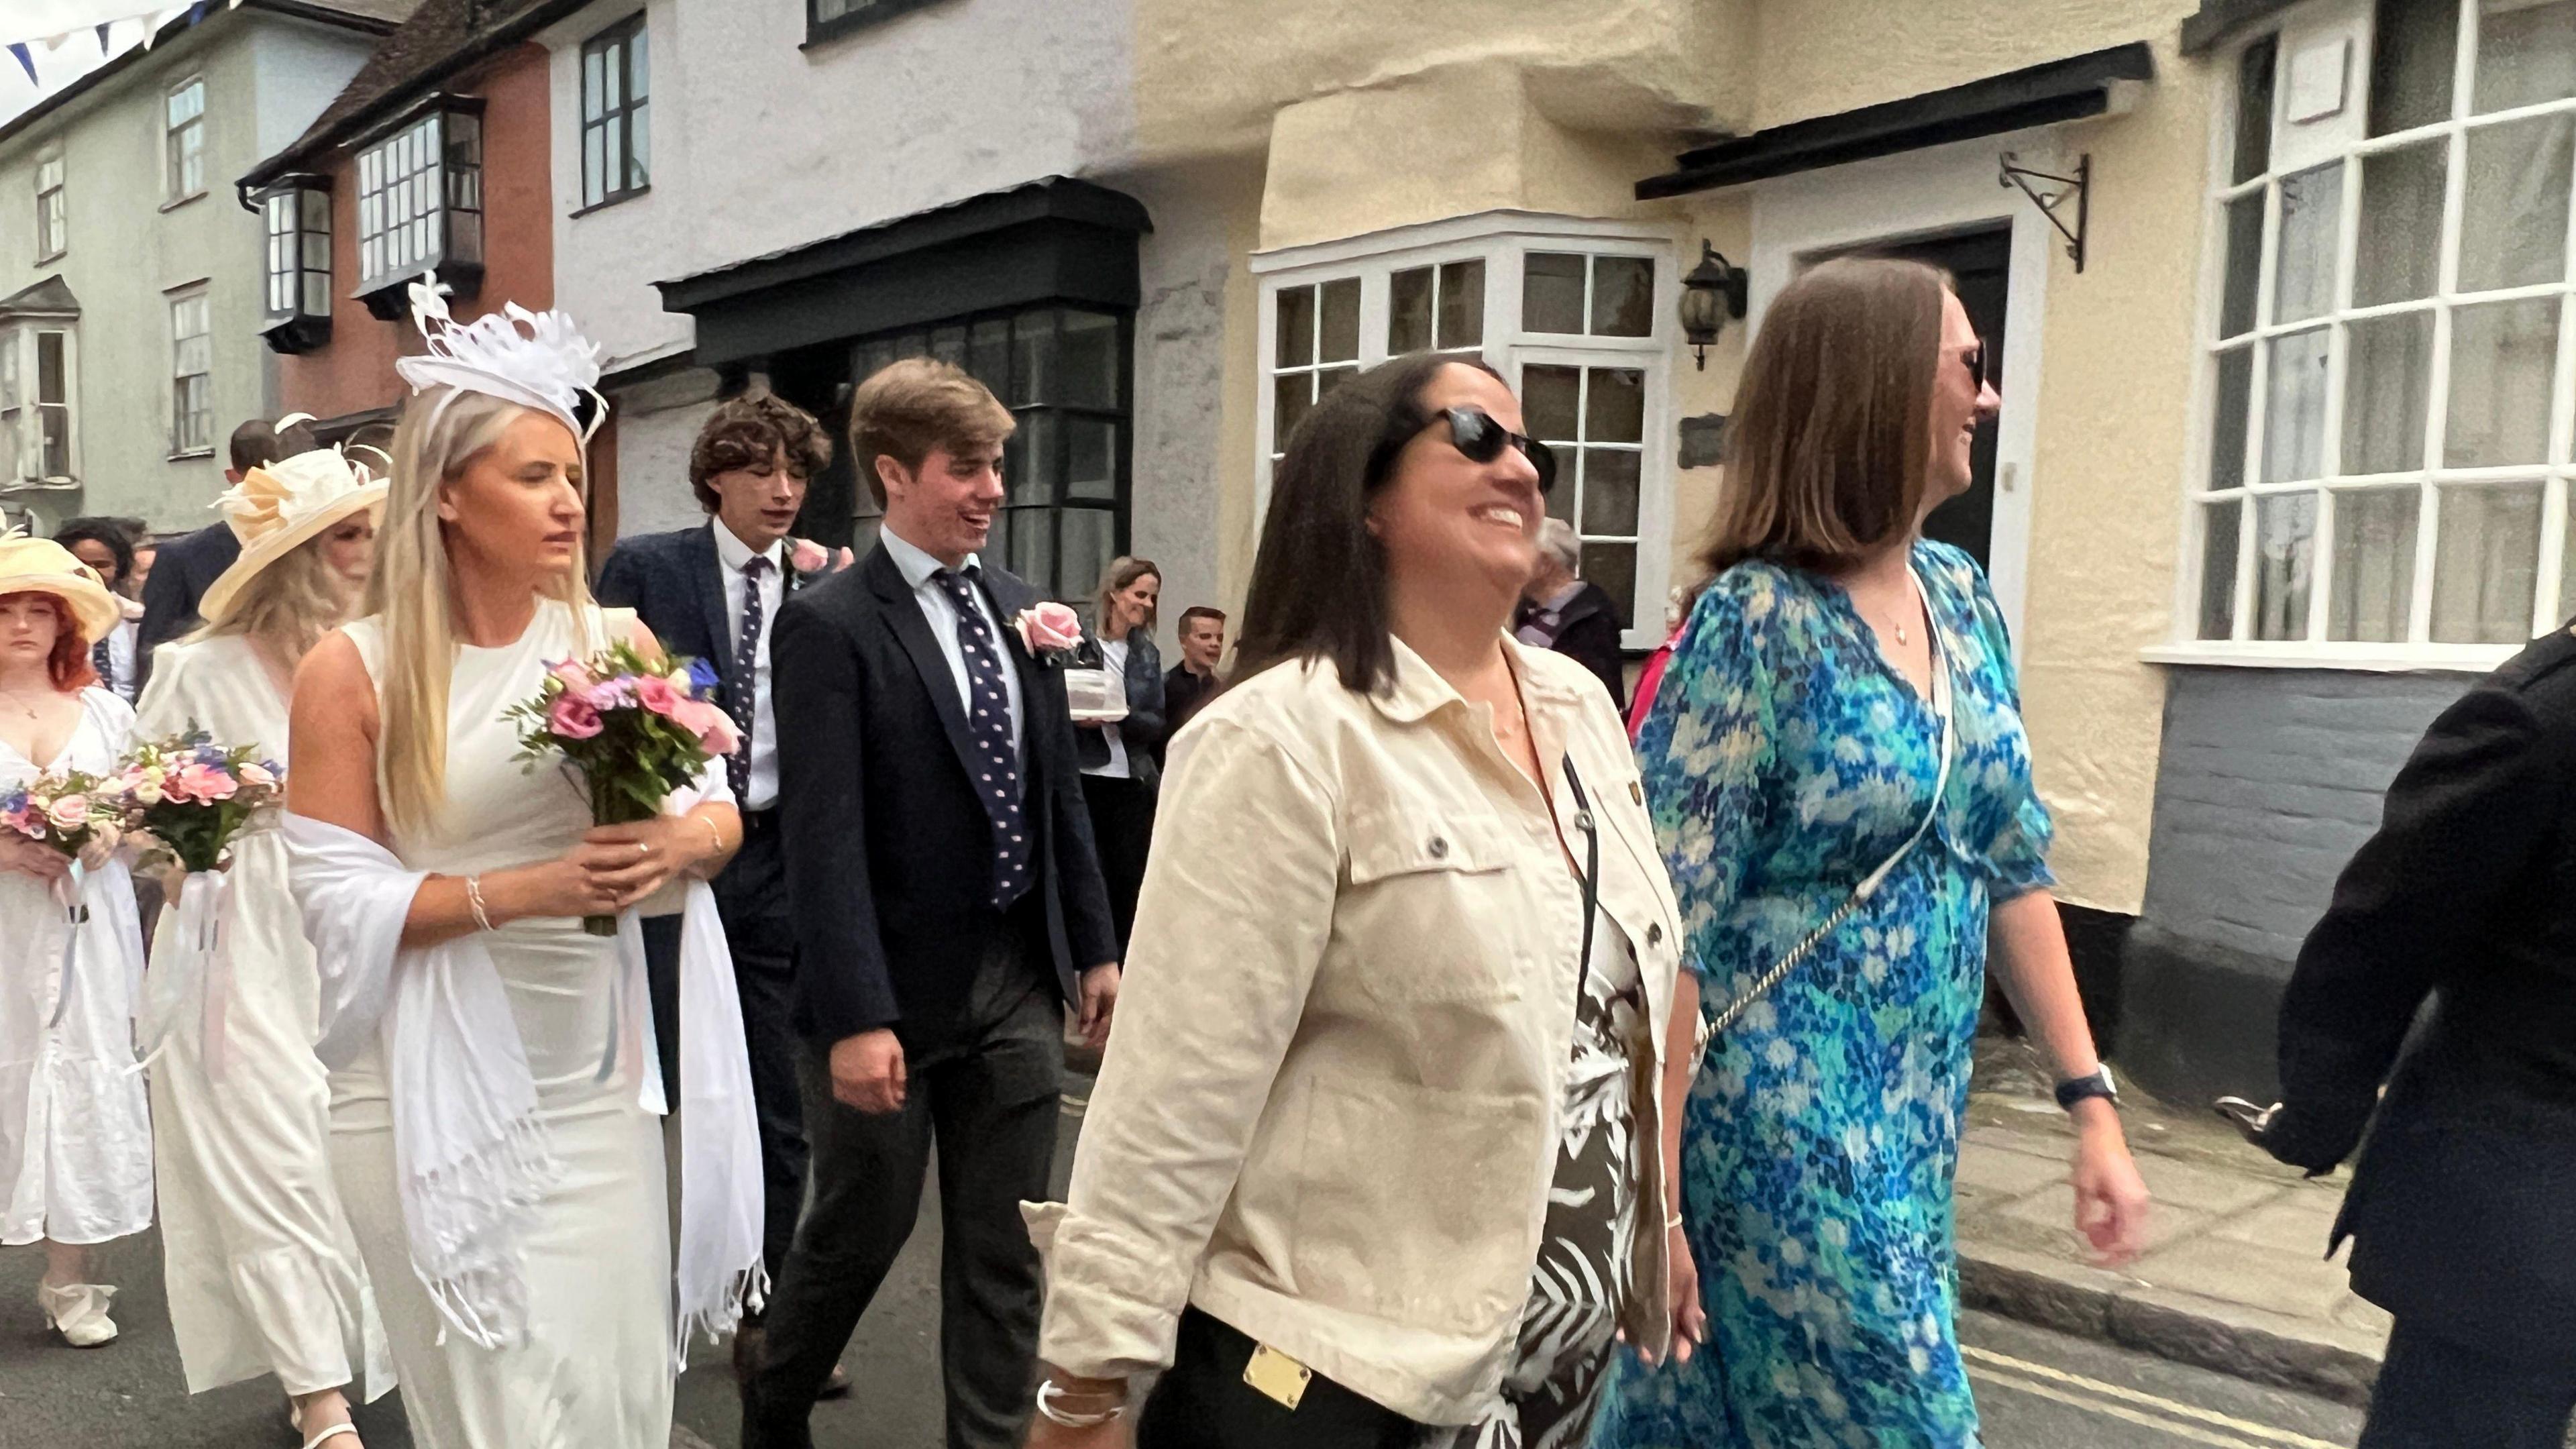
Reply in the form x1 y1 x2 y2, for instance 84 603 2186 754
506 643 735 935
107 729 284 875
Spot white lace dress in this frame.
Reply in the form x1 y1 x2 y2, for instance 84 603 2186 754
327 600 674 1447
0 687 152 1247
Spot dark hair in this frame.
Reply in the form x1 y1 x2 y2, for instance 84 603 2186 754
52 517 135 586
1232 352 1501 695
1177 605 1227 633
690 393 834 512
228 416 319 474
1701 256 1947 576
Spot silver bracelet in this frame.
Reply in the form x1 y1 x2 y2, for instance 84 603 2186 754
464 874 495 933
1034 1378 1125 1428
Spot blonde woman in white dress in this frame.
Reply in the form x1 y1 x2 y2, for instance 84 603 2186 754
0 536 150 1347
136 446 392 1448
283 288 767 1449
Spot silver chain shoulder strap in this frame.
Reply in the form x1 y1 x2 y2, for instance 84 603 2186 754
1703 569 1959 1036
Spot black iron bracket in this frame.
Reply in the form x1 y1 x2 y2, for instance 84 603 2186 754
1998 152 2091 272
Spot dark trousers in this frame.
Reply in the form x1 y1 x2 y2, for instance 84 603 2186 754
743 939 1064 1449
643 813 808 1283
1136 1309 1419 1449
2359 1317 2576 1448
1079 772 1156 949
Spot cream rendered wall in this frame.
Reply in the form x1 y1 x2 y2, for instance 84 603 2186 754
1748 0 2198 128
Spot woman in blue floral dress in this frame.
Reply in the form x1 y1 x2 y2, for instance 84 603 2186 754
1594 258 2150 1449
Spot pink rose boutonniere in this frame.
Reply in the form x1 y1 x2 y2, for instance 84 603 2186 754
788 538 854 577
1014 601 1084 662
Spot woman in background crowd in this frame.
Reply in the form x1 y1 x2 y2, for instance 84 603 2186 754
1597 258 2149 1448
53 518 143 702
0 536 150 1348
1031 354 1702 1449
1072 555 1164 949
139 444 390 1447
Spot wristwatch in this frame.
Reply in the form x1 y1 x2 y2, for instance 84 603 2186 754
2054 1065 2119 1112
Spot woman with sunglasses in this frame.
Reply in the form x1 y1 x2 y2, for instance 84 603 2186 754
1593 257 2150 1448
1027 354 1705 1449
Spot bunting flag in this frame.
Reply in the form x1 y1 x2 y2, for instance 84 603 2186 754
4 45 35 87
1 3 241 53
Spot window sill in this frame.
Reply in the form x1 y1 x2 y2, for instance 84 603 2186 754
571 186 649 219
34 249 63 266
159 190 206 214
802 0 949 49
2139 641 2521 675
166 448 215 462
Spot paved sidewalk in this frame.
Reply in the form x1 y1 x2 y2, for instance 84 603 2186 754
1956 1042 2390 1407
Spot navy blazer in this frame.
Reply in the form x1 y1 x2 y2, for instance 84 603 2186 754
136 521 241 692
593 522 811 718
771 544 1118 1046
1071 627 1165 790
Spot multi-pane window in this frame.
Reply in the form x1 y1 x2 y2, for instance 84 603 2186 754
0 328 71 484
356 106 484 292
1270 278 1360 460
850 307 1129 599
170 291 211 455
35 332 67 480
165 78 205 201
810 0 936 38
1257 229 1671 645
580 15 649 208
262 185 330 320
34 152 64 261
2194 0 2576 654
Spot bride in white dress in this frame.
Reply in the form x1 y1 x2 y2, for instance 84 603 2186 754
136 445 392 1446
282 292 761 1448
0 536 151 1348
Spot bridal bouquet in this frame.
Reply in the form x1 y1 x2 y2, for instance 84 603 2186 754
504 641 740 935
3 768 111 915
111 728 286 873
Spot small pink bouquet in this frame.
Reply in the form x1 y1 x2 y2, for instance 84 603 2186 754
111 727 286 875
505 641 739 935
1 769 109 859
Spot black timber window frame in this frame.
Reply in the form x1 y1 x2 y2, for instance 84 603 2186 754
579 12 649 211
256 175 333 354
352 95 486 320
847 304 1133 602
804 0 949 50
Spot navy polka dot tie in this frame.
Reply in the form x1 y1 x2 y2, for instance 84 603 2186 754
933 568 1031 910
728 556 769 802
89 636 111 693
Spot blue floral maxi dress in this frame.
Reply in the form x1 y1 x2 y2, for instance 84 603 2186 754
1591 542 2053 1449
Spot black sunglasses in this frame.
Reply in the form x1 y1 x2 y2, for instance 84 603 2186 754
1439 407 1558 493
1960 339 1989 390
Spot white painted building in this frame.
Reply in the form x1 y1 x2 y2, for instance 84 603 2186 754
535 0 1237 637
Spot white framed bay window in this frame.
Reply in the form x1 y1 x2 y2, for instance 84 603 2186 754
1253 214 1678 649
2179 0 2576 667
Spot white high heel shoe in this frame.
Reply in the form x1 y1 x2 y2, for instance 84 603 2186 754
35 1280 117 1347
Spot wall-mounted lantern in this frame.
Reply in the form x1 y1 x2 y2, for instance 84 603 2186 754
1677 241 1748 371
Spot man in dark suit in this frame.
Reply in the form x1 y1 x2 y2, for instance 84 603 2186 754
744 359 1119 1449
592 392 837 1387
1515 517 1626 712
138 415 315 688
1159 604 1226 762
2249 628 2576 1446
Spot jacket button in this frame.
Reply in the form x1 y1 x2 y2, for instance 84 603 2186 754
1648 923 1664 946
1426 836 1449 860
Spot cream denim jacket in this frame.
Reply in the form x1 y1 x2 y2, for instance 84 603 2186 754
1030 634 1684 1424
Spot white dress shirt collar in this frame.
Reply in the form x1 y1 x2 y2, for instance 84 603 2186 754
712 518 786 575
880 525 980 591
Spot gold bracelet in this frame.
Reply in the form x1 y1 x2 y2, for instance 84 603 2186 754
464 874 495 932
697 813 724 859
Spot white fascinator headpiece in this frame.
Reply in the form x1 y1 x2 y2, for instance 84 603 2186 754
392 281 606 443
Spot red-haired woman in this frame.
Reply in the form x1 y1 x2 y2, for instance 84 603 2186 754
0 535 152 1348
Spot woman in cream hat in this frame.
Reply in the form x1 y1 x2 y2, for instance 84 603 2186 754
135 447 390 1448
0 536 152 1349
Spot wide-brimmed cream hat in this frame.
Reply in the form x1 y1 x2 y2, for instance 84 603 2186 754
0 533 122 646
198 445 388 627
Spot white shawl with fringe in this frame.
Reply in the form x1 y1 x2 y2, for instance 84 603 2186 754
284 812 766 1368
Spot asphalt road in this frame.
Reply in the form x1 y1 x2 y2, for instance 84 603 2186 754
1 1096 2368 1449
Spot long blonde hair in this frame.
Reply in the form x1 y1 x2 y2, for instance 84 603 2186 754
368 386 596 840
191 527 364 663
